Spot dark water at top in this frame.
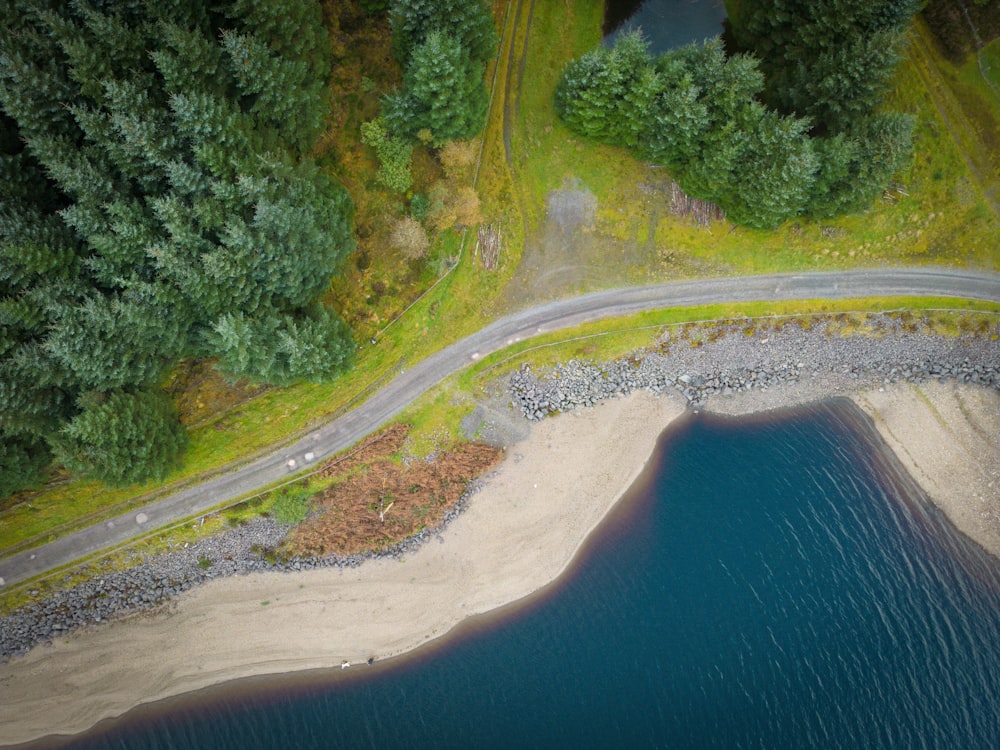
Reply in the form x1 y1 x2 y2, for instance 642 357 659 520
63 400 1000 749
604 0 728 51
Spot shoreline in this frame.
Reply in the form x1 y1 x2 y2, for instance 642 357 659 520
0 391 687 748
1 378 999 746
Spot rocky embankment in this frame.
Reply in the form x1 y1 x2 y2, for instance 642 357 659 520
3 315 997 662
510 317 999 418
0 488 480 660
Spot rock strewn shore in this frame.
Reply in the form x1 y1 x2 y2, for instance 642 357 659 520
509 316 999 418
0 483 484 661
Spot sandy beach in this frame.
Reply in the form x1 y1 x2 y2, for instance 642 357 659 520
1 381 998 747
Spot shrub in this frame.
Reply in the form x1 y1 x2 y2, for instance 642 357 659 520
438 139 478 181
271 487 311 525
391 216 431 258
360 117 413 193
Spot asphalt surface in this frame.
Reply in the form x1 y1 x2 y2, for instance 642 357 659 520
2 267 999 588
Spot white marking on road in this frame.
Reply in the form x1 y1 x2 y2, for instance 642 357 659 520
286 459 297 469
304 452 315 462
135 513 148 525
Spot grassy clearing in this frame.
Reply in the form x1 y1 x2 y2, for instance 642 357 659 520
981 39 1000 94
506 6 998 286
2 2 998 559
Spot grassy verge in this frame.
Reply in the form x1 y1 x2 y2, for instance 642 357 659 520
3 297 995 610
395 297 1000 452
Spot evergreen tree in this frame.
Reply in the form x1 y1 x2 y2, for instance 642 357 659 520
0 434 51 497
219 8 331 156
390 0 497 67
807 113 915 217
43 287 188 391
384 0 496 148
50 388 188 487
0 0 355 494
712 105 818 228
554 31 656 144
554 30 910 225
385 31 488 144
731 0 922 131
207 304 354 385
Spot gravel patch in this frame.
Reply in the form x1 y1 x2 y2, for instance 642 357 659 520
0 481 490 660
509 316 999 419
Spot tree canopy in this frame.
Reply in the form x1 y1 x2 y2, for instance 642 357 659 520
382 0 496 146
0 0 355 494
554 32 913 228
389 0 497 68
730 0 922 132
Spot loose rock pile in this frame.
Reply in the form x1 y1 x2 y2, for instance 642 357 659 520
0 482 485 660
510 318 999 418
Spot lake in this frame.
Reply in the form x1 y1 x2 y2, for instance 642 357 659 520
604 0 729 51
59 398 1000 749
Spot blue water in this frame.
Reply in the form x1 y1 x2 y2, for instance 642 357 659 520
604 0 728 51
62 400 1000 749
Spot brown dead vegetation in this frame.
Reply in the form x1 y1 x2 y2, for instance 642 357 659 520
316 424 411 479
287 426 503 557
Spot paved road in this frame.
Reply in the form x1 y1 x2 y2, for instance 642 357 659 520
2 267 999 587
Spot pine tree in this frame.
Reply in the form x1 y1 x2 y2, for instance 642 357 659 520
50 388 189 487
43 288 187 391
386 31 488 145
554 48 624 141
553 31 658 146
390 0 497 67
640 68 708 169
0 0 356 494
807 112 914 217
731 0 922 131
207 305 354 385
714 105 817 228
0 433 51 497
554 28 909 225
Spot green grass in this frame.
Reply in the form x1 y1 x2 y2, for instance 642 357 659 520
2 2 998 560
394 297 1000 449
270 485 312 526
890 20 999 269
980 39 1000 94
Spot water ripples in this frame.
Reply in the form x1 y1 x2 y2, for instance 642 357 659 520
66 399 1000 750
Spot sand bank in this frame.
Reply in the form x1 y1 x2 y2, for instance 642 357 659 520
851 381 1000 557
1 383 998 747
0 392 685 747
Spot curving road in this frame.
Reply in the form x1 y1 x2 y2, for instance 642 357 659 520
2 267 999 587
